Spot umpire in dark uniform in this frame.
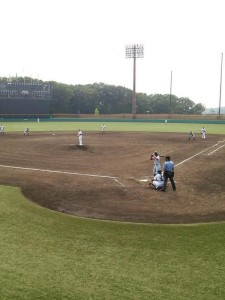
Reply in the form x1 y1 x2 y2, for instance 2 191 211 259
161 156 176 192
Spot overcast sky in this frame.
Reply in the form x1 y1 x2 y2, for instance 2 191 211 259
1 0 224 108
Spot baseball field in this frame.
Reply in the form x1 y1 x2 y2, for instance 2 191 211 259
0 120 225 299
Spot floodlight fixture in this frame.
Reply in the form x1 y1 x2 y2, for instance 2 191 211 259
126 44 144 59
125 44 144 117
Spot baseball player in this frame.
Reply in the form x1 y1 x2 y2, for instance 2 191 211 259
23 128 30 135
188 131 195 140
149 170 164 190
101 123 106 133
201 126 206 139
78 129 83 145
151 151 161 176
0 124 5 134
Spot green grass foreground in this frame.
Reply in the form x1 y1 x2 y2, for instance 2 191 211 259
0 186 225 300
2 120 225 134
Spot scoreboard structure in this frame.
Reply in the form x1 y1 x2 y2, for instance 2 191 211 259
0 82 52 114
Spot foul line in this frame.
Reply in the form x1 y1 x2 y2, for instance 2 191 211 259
207 143 225 155
176 140 225 167
0 164 117 180
0 164 126 187
113 179 126 187
2 140 224 187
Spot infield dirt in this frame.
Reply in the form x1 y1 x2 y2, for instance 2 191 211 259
0 131 225 224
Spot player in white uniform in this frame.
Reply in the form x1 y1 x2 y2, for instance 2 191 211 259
78 129 83 145
201 126 206 139
151 151 161 176
101 123 106 133
24 128 29 135
149 170 164 190
0 124 5 134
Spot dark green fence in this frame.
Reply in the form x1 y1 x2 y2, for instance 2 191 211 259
0 113 225 124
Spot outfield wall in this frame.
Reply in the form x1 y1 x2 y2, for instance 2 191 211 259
52 113 225 121
0 113 225 124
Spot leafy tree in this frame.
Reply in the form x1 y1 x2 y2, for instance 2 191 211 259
49 82 74 113
0 77 206 115
190 103 206 114
136 93 152 113
95 108 99 115
150 94 170 113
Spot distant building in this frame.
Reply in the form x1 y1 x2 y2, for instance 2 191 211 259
202 107 225 114
0 82 52 114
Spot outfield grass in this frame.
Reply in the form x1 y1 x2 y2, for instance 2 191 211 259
1 122 225 299
2 120 225 134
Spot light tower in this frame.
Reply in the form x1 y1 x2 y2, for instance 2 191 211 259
126 44 144 118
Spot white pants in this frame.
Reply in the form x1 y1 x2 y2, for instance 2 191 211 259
152 180 164 189
153 164 161 175
78 135 83 145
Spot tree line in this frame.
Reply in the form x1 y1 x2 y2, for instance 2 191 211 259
1 77 206 114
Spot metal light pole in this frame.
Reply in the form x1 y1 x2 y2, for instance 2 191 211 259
169 70 173 117
126 44 144 118
219 53 223 115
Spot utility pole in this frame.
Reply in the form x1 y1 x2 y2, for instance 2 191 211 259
169 70 173 117
219 53 223 115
